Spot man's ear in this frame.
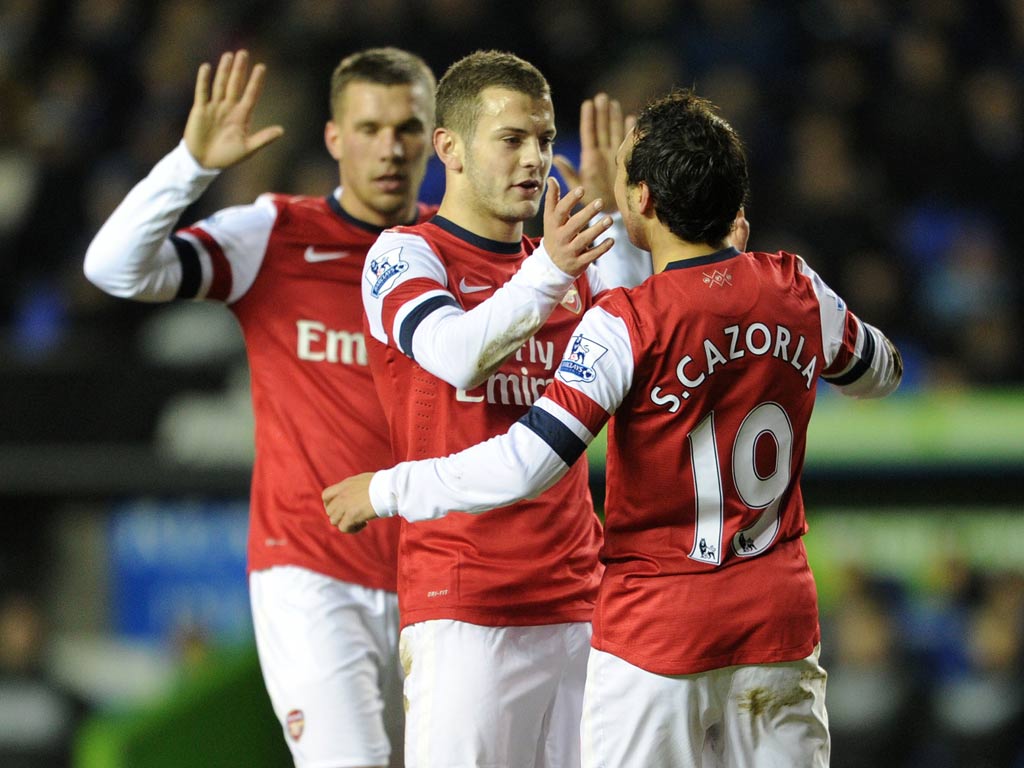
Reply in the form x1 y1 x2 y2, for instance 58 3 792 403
434 127 463 172
324 120 342 161
637 181 654 217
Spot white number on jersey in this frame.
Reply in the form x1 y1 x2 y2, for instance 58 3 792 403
687 402 793 565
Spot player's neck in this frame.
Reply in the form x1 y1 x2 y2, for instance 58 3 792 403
338 191 416 229
436 199 523 244
651 234 722 273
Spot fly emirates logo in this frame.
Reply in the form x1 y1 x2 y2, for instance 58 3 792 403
295 319 367 366
456 337 556 406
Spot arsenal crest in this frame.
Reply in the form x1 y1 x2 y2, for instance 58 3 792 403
287 708 305 741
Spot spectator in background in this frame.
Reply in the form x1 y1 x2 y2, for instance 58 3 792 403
83 48 437 768
0 591 90 768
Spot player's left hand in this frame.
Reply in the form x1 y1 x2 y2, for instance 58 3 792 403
553 93 634 214
541 178 614 276
323 473 377 533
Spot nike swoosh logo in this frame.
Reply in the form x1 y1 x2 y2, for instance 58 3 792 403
459 277 492 294
304 247 351 263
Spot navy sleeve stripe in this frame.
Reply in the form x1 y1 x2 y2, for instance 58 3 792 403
824 323 875 385
398 294 459 359
518 406 587 467
170 234 202 299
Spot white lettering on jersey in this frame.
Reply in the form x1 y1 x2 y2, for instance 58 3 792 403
512 337 555 369
296 320 367 365
651 321 818 408
457 335 557 406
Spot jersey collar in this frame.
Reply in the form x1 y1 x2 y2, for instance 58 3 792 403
663 246 741 272
430 216 524 255
326 191 419 233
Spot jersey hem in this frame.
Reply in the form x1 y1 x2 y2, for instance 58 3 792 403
247 553 397 593
593 632 820 677
398 603 595 632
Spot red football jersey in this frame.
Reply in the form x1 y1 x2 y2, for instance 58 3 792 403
544 247 868 673
363 217 603 628
182 194 435 591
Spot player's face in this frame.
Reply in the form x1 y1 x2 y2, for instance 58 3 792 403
614 129 648 251
461 87 555 226
326 81 432 227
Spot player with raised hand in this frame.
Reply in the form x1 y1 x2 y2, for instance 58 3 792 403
85 48 436 768
327 89 903 767
355 50 649 768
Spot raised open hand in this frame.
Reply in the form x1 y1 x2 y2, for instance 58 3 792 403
553 93 634 214
183 50 284 170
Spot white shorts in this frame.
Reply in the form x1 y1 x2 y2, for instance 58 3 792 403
581 646 830 768
250 566 402 768
400 619 592 768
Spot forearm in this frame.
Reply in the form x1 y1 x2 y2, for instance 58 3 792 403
829 323 903 399
83 141 219 300
369 420 571 522
410 243 577 388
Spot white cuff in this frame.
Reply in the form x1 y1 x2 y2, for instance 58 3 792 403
369 470 399 518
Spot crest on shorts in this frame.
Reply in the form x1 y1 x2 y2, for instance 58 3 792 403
286 709 305 741
557 333 608 383
366 246 409 298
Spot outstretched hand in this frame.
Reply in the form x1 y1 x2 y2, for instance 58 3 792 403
323 473 378 534
553 93 634 213
541 178 614 276
184 50 284 170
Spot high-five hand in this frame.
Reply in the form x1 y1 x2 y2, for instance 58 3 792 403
184 50 285 169
553 93 634 213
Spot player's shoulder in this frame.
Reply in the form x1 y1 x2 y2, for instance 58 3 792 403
257 191 331 219
592 285 646 333
414 202 439 224
748 248 805 274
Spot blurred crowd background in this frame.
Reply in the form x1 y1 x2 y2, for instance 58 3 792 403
0 0 1022 766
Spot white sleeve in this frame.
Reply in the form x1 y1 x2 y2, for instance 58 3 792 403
83 141 219 301
369 415 571 522
83 140 276 304
367 306 635 523
586 212 652 295
363 232 580 390
798 257 903 399
828 322 904 399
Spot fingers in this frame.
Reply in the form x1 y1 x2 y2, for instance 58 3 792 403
225 49 249 102
207 50 256 106
608 98 624 147
543 177 562 219
576 234 615 267
594 93 610 149
573 210 614 251
194 62 211 106
210 51 232 103
239 61 266 111
578 98 595 150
